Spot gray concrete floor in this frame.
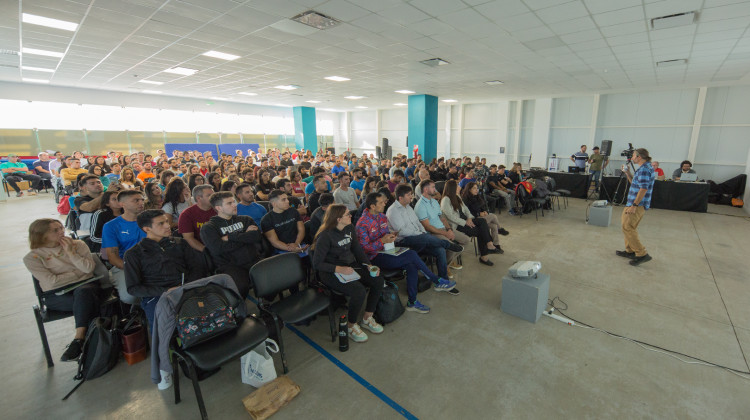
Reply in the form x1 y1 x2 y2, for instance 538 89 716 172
2 192 749 419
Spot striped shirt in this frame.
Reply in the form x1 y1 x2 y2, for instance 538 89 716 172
627 161 655 209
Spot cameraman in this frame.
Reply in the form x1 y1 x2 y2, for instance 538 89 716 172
616 148 655 266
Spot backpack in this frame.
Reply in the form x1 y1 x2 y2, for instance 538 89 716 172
57 195 71 215
62 316 121 400
374 281 404 325
176 283 243 349
533 179 550 198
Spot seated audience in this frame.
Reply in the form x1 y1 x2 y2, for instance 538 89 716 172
60 157 88 188
89 189 122 252
441 180 500 266
162 178 190 228
357 192 456 314
102 189 146 304
333 172 360 211
487 164 516 209
143 181 163 210
307 175 328 215
74 175 105 233
177 185 216 252
276 178 307 217
24 218 108 361
387 169 405 192
652 161 665 181
413 180 464 270
462 181 508 251
311 204 384 343
200 191 262 297
255 170 274 201
119 166 143 190
261 190 306 255
308 193 333 241
236 182 267 225
32 152 53 186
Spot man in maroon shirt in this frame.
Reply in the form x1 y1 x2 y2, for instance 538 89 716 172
177 184 216 252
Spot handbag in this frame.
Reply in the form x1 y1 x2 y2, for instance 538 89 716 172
374 281 404 325
241 339 280 388
120 312 148 365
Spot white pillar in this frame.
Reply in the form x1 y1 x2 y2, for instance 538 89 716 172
530 98 552 168
688 87 707 162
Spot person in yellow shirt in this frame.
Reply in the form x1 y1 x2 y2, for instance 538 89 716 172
59 157 88 187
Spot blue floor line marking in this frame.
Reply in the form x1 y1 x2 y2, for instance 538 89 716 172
286 323 419 420
247 295 417 419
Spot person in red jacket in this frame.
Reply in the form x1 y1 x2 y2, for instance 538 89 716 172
355 192 455 314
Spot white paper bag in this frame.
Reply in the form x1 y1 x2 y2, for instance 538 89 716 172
241 339 279 388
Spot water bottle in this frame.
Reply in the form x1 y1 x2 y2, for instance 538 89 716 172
338 315 349 352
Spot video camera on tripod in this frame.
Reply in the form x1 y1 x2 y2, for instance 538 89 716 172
621 143 635 161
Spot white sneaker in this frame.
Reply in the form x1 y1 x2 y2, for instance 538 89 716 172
348 324 369 342
158 370 173 390
360 317 383 334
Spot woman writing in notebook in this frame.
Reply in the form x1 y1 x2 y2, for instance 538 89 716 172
311 204 384 344
23 219 108 362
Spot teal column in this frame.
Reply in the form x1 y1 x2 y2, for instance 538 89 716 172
408 94 438 162
293 106 318 153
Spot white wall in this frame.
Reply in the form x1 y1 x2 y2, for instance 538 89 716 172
746 147 750 215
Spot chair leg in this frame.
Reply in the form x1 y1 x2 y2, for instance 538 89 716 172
327 304 336 342
472 237 478 257
185 357 208 420
271 314 289 374
172 352 181 404
33 306 54 368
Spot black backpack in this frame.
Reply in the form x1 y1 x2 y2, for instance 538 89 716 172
62 316 121 400
374 282 404 325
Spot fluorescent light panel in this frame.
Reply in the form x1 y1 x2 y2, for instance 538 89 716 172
163 67 198 76
324 76 350 82
238 92 257 96
395 90 415 94
442 99 457 103
202 50 240 61
22 47 64 58
22 13 78 31
21 66 54 73
143 90 162 94
394 103 407 106
23 78 49 84
138 80 163 85
344 96 365 99
306 100 322 103
355 106 368 109
274 85 299 90
484 80 504 85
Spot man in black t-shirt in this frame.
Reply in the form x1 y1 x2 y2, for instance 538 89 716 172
260 190 306 254
306 175 327 215
276 178 307 217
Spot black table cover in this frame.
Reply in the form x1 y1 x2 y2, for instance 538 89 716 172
600 176 708 212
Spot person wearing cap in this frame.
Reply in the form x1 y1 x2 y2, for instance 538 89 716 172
1 154 42 197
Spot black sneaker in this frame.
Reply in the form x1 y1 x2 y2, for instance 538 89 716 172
448 287 460 296
488 246 504 254
499 228 510 236
615 250 636 259
447 242 464 253
60 339 84 362
629 254 652 266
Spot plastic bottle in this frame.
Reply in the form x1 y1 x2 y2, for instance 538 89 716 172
338 315 349 352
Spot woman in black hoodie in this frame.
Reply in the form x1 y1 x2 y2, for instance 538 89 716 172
312 204 384 344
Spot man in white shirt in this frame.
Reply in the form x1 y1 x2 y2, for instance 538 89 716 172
333 172 360 211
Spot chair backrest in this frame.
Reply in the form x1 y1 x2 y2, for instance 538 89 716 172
257 201 270 212
435 181 446 194
303 220 313 244
32 276 45 309
547 177 556 190
250 253 304 299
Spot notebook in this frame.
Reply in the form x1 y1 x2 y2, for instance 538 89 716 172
335 271 361 284
54 275 103 296
378 247 410 256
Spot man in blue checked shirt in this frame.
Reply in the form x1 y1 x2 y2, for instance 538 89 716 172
616 148 656 266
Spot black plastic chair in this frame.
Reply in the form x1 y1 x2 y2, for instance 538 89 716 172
170 315 269 420
250 253 335 373
548 177 569 208
435 181 446 195
256 201 270 212
516 187 547 221
32 277 75 368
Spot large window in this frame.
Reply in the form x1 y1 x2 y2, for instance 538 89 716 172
0 129 35 156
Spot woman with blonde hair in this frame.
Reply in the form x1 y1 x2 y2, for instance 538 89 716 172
119 166 143 190
23 219 107 361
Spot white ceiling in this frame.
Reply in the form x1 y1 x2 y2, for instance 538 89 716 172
1 0 750 110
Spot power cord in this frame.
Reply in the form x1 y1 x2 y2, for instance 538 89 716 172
546 297 750 382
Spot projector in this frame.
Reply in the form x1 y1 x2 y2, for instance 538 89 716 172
508 261 542 278
592 200 608 207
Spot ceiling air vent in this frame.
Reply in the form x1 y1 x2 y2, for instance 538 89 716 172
651 12 696 30
420 58 450 67
656 59 687 67
291 11 341 30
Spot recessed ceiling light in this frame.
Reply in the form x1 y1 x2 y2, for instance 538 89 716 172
442 99 457 103
138 80 163 85
651 12 696 30
355 106 368 109
395 90 415 94
23 78 49 84
291 10 341 30
656 59 687 67
238 92 257 96
306 100 322 103
420 58 450 67
202 50 240 61
22 13 78 31
275 103 291 107
324 76 350 82
163 67 198 76
143 90 162 94
21 47 64 58
274 85 300 90
345 96 365 99
484 80 504 86
211 97 228 101
394 103 407 106
21 66 54 73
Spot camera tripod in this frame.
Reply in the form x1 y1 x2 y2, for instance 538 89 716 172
606 159 637 206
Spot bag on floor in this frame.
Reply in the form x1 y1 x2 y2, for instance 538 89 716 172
731 198 743 208
417 274 432 293
120 311 148 365
242 376 301 420
57 195 71 215
241 339 280 388
374 281 404 325
62 316 121 400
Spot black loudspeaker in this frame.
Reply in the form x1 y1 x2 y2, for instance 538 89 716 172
600 140 613 156
387 146 392 160
376 146 382 160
